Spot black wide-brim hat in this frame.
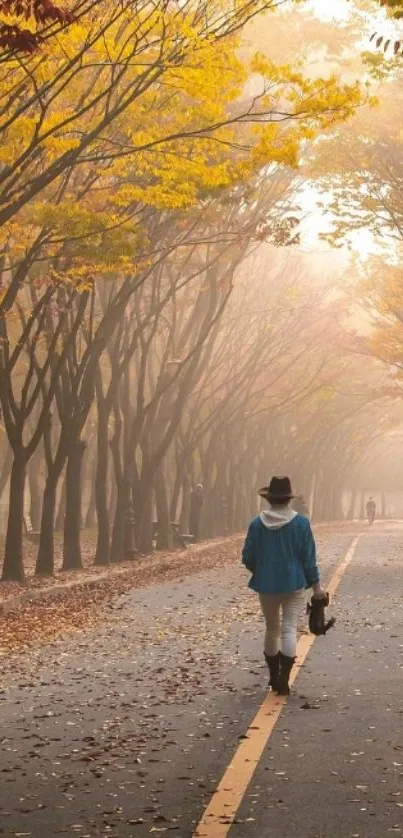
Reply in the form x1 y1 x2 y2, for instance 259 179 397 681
259 476 294 502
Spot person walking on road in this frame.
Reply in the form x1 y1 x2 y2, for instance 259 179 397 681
242 476 325 696
366 497 376 526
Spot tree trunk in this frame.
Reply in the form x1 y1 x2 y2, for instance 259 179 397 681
332 486 344 521
110 479 127 563
55 477 66 532
35 475 58 576
323 489 333 521
1 456 26 582
62 440 86 571
109 478 117 518
110 474 138 562
179 470 191 534
359 491 365 521
95 413 110 566
347 487 357 521
110 406 126 563
332 489 340 520
85 461 97 529
170 450 184 524
28 454 42 530
235 487 247 533
0 444 12 500
155 469 173 550
124 483 138 559
309 472 318 522
136 477 154 554
312 472 325 522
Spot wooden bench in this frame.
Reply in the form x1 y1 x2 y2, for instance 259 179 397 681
23 515 40 544
152 521 195 549
171 522 195 549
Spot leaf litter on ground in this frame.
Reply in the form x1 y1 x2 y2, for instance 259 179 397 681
0 536 244 656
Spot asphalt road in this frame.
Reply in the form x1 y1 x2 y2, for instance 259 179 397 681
0 524 402 838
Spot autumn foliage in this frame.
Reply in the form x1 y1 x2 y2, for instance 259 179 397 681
0 0 390 584
0 0 75 52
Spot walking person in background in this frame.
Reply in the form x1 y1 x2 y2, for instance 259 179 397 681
189 484 204 542
242 476 325 696
366 497 376 526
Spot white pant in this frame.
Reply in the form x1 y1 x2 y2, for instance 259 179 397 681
259 590 305 658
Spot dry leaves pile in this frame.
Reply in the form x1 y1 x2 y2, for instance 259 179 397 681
0 530 107 601
0 536 243 656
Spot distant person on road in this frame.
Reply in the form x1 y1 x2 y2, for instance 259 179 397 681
242 476 325 696
366 497 376 526
189 484 204 542
292 494 309 517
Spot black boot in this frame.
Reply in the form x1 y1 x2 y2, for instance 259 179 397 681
277 652 295 696
264 652 280 691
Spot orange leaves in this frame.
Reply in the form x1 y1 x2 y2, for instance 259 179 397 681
0 0 73 22
0 591 103 654
0 23 38 51
0 0 75 52
370 31 403 55
369 0 403 56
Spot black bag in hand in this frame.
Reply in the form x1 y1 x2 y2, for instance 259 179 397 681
307 593 336 636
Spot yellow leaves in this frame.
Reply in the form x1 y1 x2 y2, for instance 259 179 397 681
167 36 244 104
0 99 79 171
251 125 299 169
77 280 94 294
247 55 364 175
33 201 108 238
294 76 363 126
43 135 81 157
0 116 37 166
249 52 363 130
250 52 304 87
355 259 403 372
116 182 196 211
0 9 36 32
40 109 76 136
28 200 142 269
0 0 369 295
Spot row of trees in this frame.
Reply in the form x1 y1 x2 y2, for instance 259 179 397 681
0 0 367 582
1 230 398 582
0 0 401 583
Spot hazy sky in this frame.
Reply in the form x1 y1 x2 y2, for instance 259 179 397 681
310 0 351 21
311 0 399 37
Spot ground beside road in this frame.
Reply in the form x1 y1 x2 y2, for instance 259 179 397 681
0 536 242 652
0 523 402 838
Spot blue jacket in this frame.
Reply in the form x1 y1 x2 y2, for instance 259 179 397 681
242 511 319 595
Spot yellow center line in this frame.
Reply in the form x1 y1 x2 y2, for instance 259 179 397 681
193 534 362 838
